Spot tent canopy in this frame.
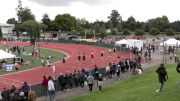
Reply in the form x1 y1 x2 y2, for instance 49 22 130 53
160 38 180 46
0 50 16 60
115 39 127 45
115 39 143 51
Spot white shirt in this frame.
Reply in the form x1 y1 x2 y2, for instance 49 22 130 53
48 80 55 91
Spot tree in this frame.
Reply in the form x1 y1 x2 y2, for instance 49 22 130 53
123 29 130 35
149 28 160 35
0 27 2 38
108 10 122 28
54 14 77 31
123 16 137 31
94 23 100 34
41 13 51 26
148 16 169 32
117 22 123 32
16 0 35 23
7 18 16 24
48 21 59 31
21 20 40 38
170 21 180 32
166 28 175 36
135 29 144 36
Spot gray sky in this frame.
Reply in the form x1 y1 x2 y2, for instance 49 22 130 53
0 0 180 23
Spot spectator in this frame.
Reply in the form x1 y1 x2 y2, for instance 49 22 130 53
87 74 94 92
28 86 36 101
155 63 168 93
42 75 48 96
1 87 10 101
69 73 73 89
48 76 55 101
21 81 30 98
98 74 103 93
58 73 66 91
73 70 79 87
79 73 85 88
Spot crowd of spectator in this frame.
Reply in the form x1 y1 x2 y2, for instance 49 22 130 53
0 82 36 101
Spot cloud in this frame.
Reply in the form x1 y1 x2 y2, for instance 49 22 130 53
28 0 110 6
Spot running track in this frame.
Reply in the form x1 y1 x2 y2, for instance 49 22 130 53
0 42 131 90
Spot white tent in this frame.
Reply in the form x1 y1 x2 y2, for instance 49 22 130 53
115 39 127 46
160 38 180 46
115 39 143 51
0 50 16 60
126 39 144 51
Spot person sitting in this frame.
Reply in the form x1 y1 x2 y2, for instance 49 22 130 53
23 61 30 65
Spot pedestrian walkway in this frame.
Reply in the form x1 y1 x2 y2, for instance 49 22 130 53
37 51 173 101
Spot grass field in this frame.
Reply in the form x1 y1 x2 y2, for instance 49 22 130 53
0 46 65 75
70 64 180 101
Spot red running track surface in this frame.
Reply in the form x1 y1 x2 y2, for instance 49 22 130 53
0 42 131 90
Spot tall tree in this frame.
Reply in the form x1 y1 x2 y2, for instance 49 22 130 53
7 18 16 24
148 16 169 32
41 13 51 26
54 14 77 31
21 20 40 38
16 0 35 23
108 10 122 28
123 16 137 31
94 23 100 34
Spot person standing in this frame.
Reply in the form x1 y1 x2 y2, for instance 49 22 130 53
155 63 168 93
42 75 48 96
98 74 103 93
87 74 94 92
48 76 55 101
21 81 30 99
28 86 36 101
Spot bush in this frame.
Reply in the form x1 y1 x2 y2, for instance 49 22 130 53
149 28 160 35
166 28 175 36
123 29 130 35
135 29 144 36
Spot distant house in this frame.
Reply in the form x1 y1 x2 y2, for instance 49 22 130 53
0 23 15 35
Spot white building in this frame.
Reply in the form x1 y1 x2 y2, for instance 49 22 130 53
0 23 15 35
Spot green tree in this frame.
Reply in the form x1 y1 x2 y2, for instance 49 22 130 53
7 18 16 24
54 14 77 31
135 29 144 36
149 28 160 35
41 13 51 26
166 28 175 36
21 20 40 38
148 16 169 32
108 10 122 28
123 29 130 35
17 7 35 23
94 23 100 34
123 16 137 31
170 21 180 32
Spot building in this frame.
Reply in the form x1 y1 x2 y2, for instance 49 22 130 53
0 23 15 35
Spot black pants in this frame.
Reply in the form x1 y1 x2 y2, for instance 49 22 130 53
88 84 93 91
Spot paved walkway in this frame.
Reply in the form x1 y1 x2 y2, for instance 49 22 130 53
37 51 174 101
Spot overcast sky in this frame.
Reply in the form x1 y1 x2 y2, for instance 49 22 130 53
0 0 180 23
